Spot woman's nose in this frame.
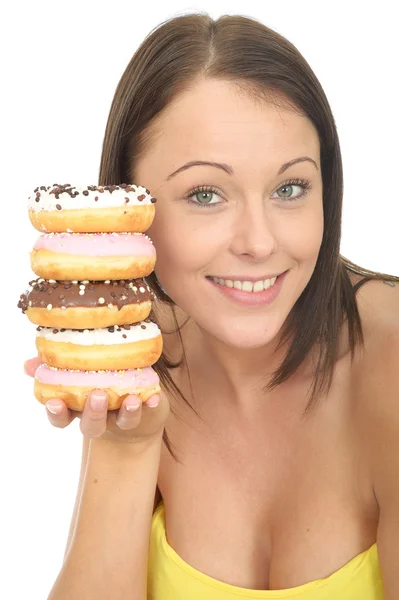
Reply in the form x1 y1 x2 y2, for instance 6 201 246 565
230 200 277 261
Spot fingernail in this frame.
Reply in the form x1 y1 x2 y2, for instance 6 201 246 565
90 392 107 411
126 398 141 411
46 401 62 414
146 395 160 408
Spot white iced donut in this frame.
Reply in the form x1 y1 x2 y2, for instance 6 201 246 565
28 183 157 233
35 320 163 370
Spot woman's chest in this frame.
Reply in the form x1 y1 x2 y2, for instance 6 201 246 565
157 367 379 590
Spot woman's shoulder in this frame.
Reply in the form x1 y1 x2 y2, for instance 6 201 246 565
350 271 399 447
350 270 399 378
352 271 399 335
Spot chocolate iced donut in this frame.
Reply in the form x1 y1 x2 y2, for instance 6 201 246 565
34 364 161 411
30 232 156 280
28 184 157 233
18 278 154 328
35 320 163 371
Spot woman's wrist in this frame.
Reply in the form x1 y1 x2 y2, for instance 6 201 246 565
88 431 164 460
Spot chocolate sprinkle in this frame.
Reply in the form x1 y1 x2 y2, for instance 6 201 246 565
33 184 151 202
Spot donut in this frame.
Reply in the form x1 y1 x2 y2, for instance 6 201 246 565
30 232 156 280
18 278 154 328
34 364 161 411
35 320 163 370
28 184 157 233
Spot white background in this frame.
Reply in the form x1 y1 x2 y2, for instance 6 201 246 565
2 1 398 598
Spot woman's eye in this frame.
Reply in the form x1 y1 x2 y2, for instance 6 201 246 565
194 191 218 204
273 181 311 202
186 188 222 207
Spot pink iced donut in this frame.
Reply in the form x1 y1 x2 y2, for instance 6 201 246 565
34 364 161 411
30 232 156 280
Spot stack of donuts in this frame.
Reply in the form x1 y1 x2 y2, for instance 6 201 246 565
18 183 162 411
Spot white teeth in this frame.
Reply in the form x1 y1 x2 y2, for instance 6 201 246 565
210 275 279 292
242 281 253 292
253 280 264 293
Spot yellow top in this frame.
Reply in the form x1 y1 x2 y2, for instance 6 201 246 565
147 501 384 599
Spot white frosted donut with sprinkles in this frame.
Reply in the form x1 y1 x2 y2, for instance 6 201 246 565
28 183 157 233
34 364 161 411
30 232 156 280
35 320 163 370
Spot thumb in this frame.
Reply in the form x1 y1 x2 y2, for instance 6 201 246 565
24 356 43 377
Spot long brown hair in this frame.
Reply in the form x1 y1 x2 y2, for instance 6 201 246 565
99 13 398 460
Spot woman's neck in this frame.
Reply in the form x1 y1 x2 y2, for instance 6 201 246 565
155 301 305 409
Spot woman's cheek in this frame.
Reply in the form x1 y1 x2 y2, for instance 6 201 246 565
281 208 323 259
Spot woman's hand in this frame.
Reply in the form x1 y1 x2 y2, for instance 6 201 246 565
24 357 170 444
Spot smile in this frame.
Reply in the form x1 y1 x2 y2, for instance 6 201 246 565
208 275 278 293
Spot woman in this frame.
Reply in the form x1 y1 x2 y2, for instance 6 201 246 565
26 13 399 600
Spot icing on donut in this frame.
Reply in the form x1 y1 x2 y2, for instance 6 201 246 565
35 364 159 388
35 321 160 345
18 278 153 312
33 232 156 257
28 184 157 212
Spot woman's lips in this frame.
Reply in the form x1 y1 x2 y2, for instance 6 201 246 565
207 271 287 307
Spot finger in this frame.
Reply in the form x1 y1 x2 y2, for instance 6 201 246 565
80 390 109 438
116 394 142 430
45 399 77 428
143 393 160 408
24 357 43 377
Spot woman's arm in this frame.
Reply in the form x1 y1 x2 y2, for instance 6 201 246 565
365 344 399 600
63 435 90 562
356 286 399 600
63 437 163 562
47 434 163 600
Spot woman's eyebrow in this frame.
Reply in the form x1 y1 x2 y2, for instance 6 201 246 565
166 156 318 180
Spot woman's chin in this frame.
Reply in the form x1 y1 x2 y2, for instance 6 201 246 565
207 323 282 350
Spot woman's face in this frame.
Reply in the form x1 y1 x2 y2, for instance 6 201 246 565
134 78 323 349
